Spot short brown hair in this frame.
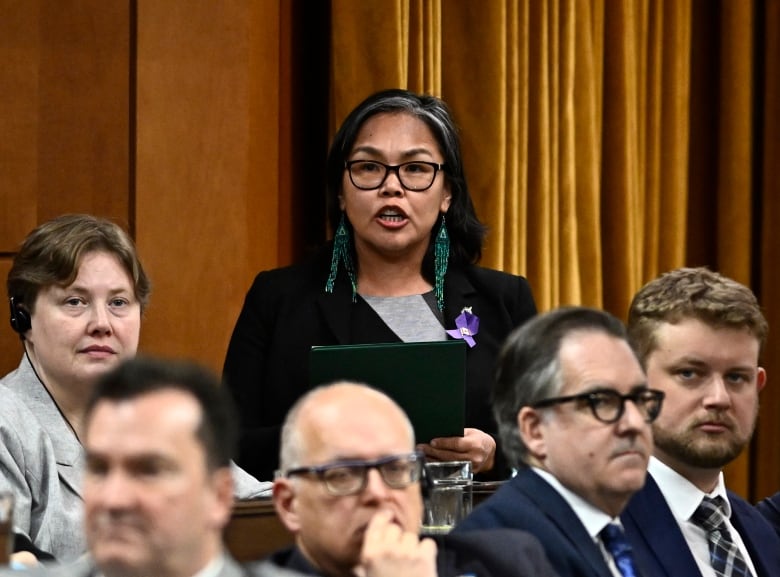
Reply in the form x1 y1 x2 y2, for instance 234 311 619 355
7 213 151 314
627 267 767 365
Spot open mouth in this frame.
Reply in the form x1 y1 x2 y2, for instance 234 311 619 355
377 207 408 224
379 214 405 223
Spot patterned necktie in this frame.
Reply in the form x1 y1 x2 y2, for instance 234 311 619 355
600 523 640 577
690 496 753 577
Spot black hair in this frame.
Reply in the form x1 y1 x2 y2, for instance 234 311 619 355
325 88 487 272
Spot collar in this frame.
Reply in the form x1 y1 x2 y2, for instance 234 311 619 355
91 553 226 577
532 467 619 539
193 553 226 577
648 456 730 521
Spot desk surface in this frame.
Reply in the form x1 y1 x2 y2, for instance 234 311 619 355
225 499 292 562
226 481 504 562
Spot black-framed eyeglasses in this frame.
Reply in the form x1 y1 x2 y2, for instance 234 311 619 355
284 452 424 496
345 160 445 191
531 388 665 424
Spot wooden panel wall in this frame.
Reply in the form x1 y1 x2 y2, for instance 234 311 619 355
134 1 284 374
0 1 291 378
0 0 131 375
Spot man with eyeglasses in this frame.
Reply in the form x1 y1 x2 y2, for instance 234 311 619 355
620 267 780 577
454 306 660 577
268 381 557 577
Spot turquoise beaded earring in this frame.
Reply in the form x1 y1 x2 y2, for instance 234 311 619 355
434 214 449 311
325 213 357 302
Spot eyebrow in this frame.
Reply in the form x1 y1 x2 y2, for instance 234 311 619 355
56 284 133 296
349 145 436 160
576 383 649 395
672 356 755 372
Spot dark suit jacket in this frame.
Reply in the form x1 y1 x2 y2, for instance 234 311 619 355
621 473 780 577
454 468 615 577
756 491 780 540
266 529 558 577
222 245 536 481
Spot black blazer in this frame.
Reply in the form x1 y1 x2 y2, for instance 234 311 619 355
454 468 616 577
223 246 536 481
265 529 559 577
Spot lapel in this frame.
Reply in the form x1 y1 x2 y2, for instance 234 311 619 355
515 470 614 577
315 277 355 344
729 492 780 577
442 267 478 330
622 474 701 577
13 358 85 498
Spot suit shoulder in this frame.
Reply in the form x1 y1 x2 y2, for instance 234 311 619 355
444 527 545 552
243 249 331 301
460 266 536 317
464 265 531 289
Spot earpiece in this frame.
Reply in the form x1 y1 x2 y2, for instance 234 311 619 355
9 296 31 338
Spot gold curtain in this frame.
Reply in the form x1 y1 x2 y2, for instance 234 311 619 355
330 0 779 500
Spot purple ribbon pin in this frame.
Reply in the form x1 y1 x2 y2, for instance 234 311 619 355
446 307 479 348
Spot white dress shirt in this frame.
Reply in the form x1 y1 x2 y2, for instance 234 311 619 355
648 456 757 577
533 467 625 577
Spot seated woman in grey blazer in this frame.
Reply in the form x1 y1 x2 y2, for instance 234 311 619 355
1 214 151 561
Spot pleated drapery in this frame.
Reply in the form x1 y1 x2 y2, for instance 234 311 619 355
329 0 780 500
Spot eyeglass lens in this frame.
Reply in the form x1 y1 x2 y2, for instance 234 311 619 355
587 390 663 423
347 161 438 191
322 456 420 495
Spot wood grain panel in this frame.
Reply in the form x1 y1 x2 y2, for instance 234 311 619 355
135 0 282 374
37 0 130 221
0 2 39 249
0 0 132 374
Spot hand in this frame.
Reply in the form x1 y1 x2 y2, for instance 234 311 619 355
356 510 438 577
418 427 496 473
10 551 39 568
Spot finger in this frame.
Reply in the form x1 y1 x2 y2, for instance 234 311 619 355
361 511 402 559
429 435 468 451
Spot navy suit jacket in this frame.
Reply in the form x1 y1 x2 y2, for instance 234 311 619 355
756 491 780 540
622 473 780 577
454 468 615 577
222 245 536 481
267 528 559 577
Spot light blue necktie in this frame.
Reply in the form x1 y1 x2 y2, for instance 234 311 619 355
600 523 640 577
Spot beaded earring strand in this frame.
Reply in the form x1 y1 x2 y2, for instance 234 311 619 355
434 214 449 311
325 213 358 302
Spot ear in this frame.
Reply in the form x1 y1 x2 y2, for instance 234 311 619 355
440 184 452 212
757 367 767 393
273 478 301 533
209 467 235 530
517 406 547 463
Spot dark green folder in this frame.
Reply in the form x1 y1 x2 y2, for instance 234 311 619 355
309 340 467 443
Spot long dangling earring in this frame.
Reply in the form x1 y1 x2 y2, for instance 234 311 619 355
434 214 449 311
325 213 358 302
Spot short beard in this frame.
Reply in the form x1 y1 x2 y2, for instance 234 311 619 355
652 426 749 469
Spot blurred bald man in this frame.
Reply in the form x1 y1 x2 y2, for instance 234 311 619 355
268 382 557 577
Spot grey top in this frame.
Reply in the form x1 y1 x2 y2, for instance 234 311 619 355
362 292 446 342
0 356 270 561
0 356 86 561
1 552 249 577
